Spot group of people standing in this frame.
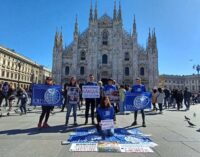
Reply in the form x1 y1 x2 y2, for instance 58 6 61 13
36 74 147 132
0 82 28 115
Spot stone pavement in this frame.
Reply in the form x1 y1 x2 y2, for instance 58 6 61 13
0 103 200 157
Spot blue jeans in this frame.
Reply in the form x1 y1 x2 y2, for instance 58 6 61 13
66 103 77 122
119 101 125 113
20 102 26 113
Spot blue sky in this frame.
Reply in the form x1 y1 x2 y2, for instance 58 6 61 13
0 0 200 75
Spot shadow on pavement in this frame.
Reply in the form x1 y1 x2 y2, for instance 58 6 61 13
196 129 200 132
0 124 89 135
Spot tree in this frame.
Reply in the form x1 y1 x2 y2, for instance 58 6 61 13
193 64 200 74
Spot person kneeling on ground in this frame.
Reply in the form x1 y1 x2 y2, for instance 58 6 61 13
96 96 115 138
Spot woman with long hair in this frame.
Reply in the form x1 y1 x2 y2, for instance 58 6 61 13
96 96 115 137
65 77 80 126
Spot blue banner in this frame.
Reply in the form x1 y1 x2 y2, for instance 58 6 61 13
125 92 152 111
31 84 63 106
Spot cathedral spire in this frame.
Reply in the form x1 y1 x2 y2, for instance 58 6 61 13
59 27 63 48
74 15 78 40
147 28 152 49
118 1 122 22
152 28 157 50
94 0 98 21
54 30 59 48
89 0 93 23
113 0 117 21
132 15 137 35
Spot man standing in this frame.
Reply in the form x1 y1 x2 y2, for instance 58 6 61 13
84 74 98 125
163 86 170 109
131 77 146 127
184 87 191 110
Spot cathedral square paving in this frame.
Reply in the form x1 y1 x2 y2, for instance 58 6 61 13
0 104 200 157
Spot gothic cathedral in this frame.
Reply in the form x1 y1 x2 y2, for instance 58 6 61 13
52 1 159 89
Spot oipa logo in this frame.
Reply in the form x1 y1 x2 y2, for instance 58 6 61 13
133 95 149 109
44 88 61 104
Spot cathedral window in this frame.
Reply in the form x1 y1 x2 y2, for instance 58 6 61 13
80 66 84 75
125 52 129 61
102 54 108 64
125 67 129 76
102 30 108 45
140 67 144 76
65 66 69 75
80 51 86 60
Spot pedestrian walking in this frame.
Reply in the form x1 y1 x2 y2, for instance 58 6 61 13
157 88 165 114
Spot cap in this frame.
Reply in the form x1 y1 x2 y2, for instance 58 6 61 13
46 77 53 81
108 78 114 82
136 77 141 80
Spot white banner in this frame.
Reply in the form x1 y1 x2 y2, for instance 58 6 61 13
82 86 100 98
69 143 98 152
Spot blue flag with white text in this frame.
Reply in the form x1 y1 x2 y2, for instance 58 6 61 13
125 92 152 111
31 84 63 106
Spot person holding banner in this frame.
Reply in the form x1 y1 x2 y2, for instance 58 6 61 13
65 77 80 126
131 77 146 127
96 96 115 137
37 77 54 128
84 74 98 125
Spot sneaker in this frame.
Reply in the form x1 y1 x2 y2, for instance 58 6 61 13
37 123 42 129
92 121 96 125
131 121 137 126
43 123 50 128
65 121 68 126
142 122 146 127
74 122 78 126
84 120 88 125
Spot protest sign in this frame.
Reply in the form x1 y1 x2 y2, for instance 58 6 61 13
120 144 153 153
125 92 152 111
69 143 98 152
104 90 120 103
32 84 62 106
101 119 114 130
82 86 100 98
67 87 79 104
98 142 121 152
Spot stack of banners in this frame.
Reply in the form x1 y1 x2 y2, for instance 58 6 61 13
82 86 100 98
68 127 157 153
104 90 120 103
67 87 80 104
125 92 152 111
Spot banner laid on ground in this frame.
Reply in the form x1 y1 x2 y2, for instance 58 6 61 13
67 127 157 153
32 84 62 106
124 92 152 111
67 87 80 104
82 86 100 98
104 90 120 103
69 143 98 152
